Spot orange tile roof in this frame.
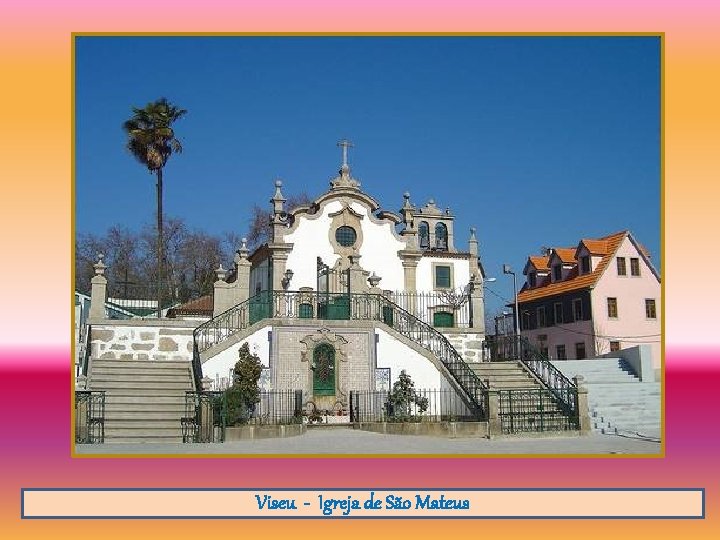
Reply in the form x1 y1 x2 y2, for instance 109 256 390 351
578 239 609 255
551 248 577 264
167 294 213 317
528 256 550 271
517 231 628 303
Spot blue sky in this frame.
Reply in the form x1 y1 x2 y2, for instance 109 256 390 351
75 36 660 316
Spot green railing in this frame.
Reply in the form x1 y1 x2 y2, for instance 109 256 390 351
192 291 488 419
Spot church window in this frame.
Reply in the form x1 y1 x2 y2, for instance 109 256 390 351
418 221 430 249
433 311 454 328
434 265 452 289
435 222 448 250
335 226 357 247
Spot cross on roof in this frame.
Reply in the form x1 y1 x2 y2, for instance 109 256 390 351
337 139 353 168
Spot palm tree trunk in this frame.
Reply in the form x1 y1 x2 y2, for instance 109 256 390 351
156 167 163 317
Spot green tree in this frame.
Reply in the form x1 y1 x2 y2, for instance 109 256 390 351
123 98 187 314
225 343 263 425
386 370 429 422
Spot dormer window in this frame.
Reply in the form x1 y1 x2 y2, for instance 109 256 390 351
418 221 429 249
553 264 562 281
580 255 590 274
435 222 448 250
528 272 537 288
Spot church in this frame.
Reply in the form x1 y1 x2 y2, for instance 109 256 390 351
81 143 586 443
196 141 489 415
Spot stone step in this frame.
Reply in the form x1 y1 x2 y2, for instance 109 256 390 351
105 419 183 428
104 427 184 438
91 359 190 369
94 388 191 396
105 402 187 412
90 381 193 390
105 412 187 421
104 394 188 404
91 366 191 376
104 435 185 444
91 374 191 383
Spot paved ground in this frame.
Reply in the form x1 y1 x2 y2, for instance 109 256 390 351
76 428 662 456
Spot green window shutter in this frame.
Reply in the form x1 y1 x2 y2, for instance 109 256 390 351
435 266 451 288
433 312 454 328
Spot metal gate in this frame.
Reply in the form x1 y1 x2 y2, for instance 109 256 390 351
316 257 350 320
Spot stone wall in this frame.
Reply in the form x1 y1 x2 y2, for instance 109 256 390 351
90 321 197 362
442 331 486 363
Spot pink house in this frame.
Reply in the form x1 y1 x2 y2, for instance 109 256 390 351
515 231 661 367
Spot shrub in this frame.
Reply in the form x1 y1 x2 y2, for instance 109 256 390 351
386 370 429 422
224 343 262 425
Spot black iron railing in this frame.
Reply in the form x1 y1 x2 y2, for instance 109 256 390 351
182 391 225 443
349 389 478 423
106 282 177 318
78 323 92 378
192 291 488 419
391 290 471 328
498 388 579 434
182 390 304 443
486 335 578 416
75 390 105 444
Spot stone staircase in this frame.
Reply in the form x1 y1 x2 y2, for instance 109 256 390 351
553 358 661 439
469 361 543 389
88 359 194 443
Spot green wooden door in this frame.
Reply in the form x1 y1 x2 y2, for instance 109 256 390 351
327 295 350 320
313 343 336 396
249 290 272 325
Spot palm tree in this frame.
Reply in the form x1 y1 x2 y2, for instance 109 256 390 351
123 98 186 316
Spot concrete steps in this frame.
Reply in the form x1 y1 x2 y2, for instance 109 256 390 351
469 361 541 389
88 358 194 443
553 358 661 438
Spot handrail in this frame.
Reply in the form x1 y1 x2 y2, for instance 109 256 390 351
488 335 578 415
80 324 92 377
192 290 487 418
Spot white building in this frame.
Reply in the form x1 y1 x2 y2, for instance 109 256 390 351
197 145 490 413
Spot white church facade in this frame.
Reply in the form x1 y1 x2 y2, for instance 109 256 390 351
196 145 490 414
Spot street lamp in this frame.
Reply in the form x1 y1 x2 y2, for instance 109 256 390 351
503 265 521 357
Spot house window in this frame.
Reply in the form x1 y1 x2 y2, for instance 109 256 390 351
617 257 627 276
540 346 549 358
575 342 586 360
537 306 546 328
554 302 563 325
434 265 452 289
528 272 537 288
580 255 590 274
435 222 448 250
607 297 618 318
522 311 531 331
556 344 567 360
418 221 430 249
553 264 562 281
335 226 357 247
645 298 657 319
433 311 454 328
610 341 621 352
630 257 641 276
573 298 583 321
